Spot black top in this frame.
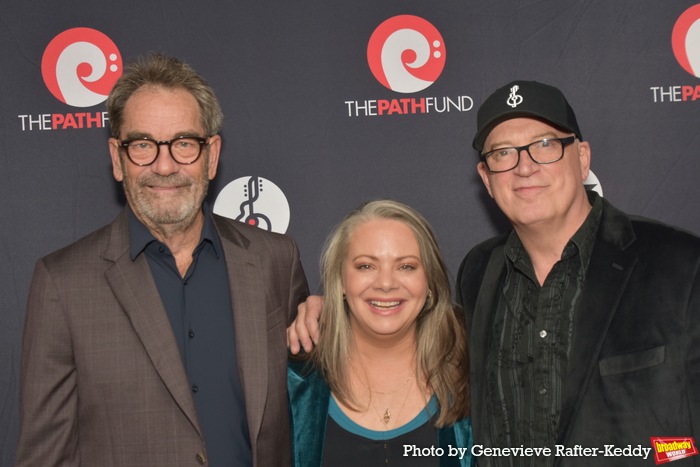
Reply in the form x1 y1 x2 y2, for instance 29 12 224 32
323 395 440 467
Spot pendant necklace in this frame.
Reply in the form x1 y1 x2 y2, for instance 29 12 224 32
368 379 414 467
371 380 413 428
349 358 415 427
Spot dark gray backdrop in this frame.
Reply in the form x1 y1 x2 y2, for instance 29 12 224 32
2 1 699 464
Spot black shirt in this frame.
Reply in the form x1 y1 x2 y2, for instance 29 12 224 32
128 206 252 466
485 193 602 466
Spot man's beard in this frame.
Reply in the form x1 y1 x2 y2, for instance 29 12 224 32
121 157 210 232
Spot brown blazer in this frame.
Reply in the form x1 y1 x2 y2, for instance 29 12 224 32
16 210 308 467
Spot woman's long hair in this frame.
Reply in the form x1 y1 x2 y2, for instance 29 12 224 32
311 199 469 426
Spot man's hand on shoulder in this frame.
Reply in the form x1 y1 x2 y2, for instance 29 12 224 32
287 295 324 354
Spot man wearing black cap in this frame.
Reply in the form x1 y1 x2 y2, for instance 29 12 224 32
286 80 700 466
458 80 700 466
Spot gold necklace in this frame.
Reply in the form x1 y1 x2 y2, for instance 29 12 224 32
348 357 416 428
370 377 413 428
363 374 415 396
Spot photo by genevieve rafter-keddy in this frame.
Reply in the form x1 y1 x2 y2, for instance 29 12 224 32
403 438 700 464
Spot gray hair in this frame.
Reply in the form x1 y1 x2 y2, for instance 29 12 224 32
106 52 223 138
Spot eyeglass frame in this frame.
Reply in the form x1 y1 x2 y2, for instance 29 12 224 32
117 135 210 166
479 135 577 173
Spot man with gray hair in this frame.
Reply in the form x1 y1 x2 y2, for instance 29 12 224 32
17 53 308 467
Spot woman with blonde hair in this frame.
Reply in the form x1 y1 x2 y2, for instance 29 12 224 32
288 199 472 466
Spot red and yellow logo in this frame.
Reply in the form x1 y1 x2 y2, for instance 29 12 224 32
650 437 698 464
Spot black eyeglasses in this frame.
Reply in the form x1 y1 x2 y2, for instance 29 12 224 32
480 136 576 173
118 136 209 166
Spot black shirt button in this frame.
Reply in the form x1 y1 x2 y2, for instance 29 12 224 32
189 329 195 339
192 384 198 393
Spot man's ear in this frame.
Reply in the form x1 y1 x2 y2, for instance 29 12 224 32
205 135 222 180
477 161 493 198
109 138 124 182
578 141 591 181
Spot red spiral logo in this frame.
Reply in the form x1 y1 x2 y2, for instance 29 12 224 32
41 28 122 107
367 15 446 93
672 4 700 79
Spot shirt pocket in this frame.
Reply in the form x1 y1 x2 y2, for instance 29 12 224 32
598 345 665 377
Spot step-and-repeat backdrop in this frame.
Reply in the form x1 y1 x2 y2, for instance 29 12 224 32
1 1 699 463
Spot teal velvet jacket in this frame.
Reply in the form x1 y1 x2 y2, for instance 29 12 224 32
288 360 474 467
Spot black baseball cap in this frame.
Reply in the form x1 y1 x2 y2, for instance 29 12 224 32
472 80 582 152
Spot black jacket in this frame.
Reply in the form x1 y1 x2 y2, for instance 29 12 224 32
457 194 700 466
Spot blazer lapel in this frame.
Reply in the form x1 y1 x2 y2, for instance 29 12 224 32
556 199 637 447
470 244 507 453
214 218 268 449
102 211 202 436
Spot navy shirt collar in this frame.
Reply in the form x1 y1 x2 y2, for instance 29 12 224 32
127 203 222 260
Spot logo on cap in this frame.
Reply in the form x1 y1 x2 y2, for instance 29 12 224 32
507 85 523 108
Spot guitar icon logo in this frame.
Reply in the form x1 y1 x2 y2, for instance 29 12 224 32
213 176 291 234
507 85 523 108
236 176 272 230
